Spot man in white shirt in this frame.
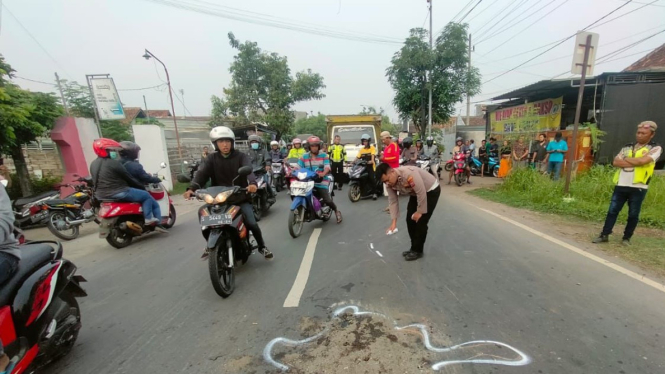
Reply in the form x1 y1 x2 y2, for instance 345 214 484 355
593 121 661 245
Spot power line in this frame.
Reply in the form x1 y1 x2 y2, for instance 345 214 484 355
482 0 637 84
476 0 565 45
1 4 73 79
474 0 531 40
140 0 403 45
457 0 484 23
467 0 502 23
616 0 665 7
13 76 56 86
171 88 194 117
450 0 477 23
596 47 657 64
117 83 168 91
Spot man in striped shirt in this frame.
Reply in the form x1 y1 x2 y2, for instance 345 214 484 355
298 136 343 223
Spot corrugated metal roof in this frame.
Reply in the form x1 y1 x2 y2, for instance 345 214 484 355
623 43 665 72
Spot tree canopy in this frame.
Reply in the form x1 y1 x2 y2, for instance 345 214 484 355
358 106 400 135
0 55 64 195
386 23 480 137
211 33 326 140
294 113 327 140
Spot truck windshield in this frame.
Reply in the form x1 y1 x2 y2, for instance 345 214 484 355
333 126 375 145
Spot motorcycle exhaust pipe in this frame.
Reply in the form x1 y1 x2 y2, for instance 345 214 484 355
119 221 143 236
65 218 87 226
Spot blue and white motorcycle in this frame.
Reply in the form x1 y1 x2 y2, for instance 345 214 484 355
287 168 334 238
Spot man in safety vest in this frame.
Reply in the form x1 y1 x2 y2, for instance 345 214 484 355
593 121 661 246
329 135 346 190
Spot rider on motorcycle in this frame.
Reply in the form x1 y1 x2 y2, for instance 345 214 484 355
0 183 19 286
119 141 163 185
287 138 306 159
298 136 343 223
401 137 418 166
269 140 283 163
183 126 273 259
356 134 378 200
247 135 276 204
448 137 472 184
90 138 165 228
423 136 440 179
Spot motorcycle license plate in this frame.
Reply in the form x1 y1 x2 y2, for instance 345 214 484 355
200 213 233 227
31 211 48 222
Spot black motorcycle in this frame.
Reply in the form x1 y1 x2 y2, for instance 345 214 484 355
12 190 60 229
251 166 274 221
194 166 256 298
177 159 200 183
347 155 381 202
271 160 285 192
44 176 97 241
0 241 87 373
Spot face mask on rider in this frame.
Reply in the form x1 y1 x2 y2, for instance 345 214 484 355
251 143 259 150
109 151 118 159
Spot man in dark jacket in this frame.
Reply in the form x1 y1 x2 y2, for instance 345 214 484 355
246 134 276 203
183 126 273 259
119 141 162 185
0 183 20 286
90 138 163 228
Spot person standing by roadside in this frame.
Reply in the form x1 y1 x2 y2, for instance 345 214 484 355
498 140 512 178
329 135 346 190
469 139 476 158
380 131 401 212
546 132 568 181
512 137 529 170
376 163 440 261
531 133 549 172
593 121 661 246
478 139 488 177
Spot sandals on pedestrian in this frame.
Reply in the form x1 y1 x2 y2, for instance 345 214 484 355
336 211 343 223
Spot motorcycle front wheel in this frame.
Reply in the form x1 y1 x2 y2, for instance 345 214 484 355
444 163 453 172
209 238 235 298
493 165 499 178
455 173 467 186
253 198 262 221
274 176 282 192
36 290 81 366
348 184 361 202
288 206 305 238
47 211 80 240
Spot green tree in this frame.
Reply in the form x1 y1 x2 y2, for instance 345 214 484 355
386 23 480 138
211 33 326 140
58 79 133 141
0 55 64 195
358 106 400 135
294 113 327 139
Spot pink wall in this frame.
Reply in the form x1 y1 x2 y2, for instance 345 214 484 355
51 117 90 197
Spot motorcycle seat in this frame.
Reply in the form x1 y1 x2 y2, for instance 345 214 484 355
13 191 59 208
0 243 55 306
45 198 75 206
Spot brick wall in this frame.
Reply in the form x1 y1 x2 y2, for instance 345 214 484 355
3 147 64 178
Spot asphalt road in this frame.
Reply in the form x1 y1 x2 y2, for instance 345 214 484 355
45 183 665 374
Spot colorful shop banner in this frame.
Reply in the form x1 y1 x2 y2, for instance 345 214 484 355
490 97 562 133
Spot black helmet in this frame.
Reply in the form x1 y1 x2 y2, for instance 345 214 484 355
426 136 434 147
402 137 413 148
119 141 141 160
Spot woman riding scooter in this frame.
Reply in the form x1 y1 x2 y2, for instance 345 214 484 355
356 134 379 200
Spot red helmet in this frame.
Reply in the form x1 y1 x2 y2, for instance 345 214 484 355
307 136 322 147
93 138 122 158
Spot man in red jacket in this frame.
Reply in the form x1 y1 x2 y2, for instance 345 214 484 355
380 131 400 168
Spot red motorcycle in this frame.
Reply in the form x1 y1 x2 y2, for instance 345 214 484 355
452 152 469 186
97 181 176 249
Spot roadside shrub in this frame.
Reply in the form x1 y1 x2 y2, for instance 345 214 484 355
6 173 62 200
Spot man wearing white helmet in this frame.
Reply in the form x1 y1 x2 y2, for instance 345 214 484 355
183 126 273 259
422 136 440 179
269 140 284 162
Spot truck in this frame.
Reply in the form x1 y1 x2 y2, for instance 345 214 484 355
325 115 383 164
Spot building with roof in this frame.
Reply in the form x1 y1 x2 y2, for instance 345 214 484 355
623 43 665 72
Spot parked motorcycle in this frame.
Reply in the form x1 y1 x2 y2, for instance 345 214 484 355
468 156 499 178
97 163 176 248
194 166 256 298
347 155 380 202
271 160 285 192
251 166 274 221
287 168 334 238
452 153 469 186
12 190 59 230
44 176 97 241
0 241 87 373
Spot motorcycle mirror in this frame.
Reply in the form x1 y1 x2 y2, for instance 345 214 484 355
238 166 252 176
0 179 7 187
183 161 189 165
160 162 167 169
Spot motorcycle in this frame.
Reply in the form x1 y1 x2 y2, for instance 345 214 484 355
194 166 256 298
416 155 432 174
271 160 285 192
251 166 274 221
0 241 87 373
452 153 469 186
287 168 334 238
97 163 176 249
44 176 97 241
347 155 379 202
12 190 59 230
468 156 500 178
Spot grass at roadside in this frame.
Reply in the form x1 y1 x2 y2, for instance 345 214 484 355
170 182 189 195
470 167 665 274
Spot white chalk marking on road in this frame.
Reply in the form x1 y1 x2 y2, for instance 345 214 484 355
475 206 665 294
375 250 383 257
283 228 322 308
370 243 374 249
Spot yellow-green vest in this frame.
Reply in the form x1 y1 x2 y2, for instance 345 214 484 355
613 144 656 185
329 144 346 162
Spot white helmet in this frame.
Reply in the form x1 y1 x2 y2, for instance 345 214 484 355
270 140 279 147
209 126 235 151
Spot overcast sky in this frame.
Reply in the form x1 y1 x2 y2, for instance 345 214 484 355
2 0 664 122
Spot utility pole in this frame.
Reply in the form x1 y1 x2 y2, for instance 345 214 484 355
179 88 185 117
143 95 149 115
54 72 69 116
564 33 594 194
85 74 104 137
427 0 433 138
466 34 471 127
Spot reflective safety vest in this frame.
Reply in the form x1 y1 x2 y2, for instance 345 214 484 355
613 143 657 185
329 144 346 162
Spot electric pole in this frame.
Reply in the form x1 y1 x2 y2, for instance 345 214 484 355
466 34 472 127
179 89 185 117
143 95 149 114
54 72 69 116
427 0 433 138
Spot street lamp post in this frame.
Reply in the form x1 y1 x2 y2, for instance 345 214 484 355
142 49 183 159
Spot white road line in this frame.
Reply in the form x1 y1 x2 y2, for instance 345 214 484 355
475 206 665 294
375 251 383 257
370 243 374 249
283 228 322 308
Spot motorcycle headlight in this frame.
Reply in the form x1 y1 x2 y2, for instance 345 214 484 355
297 172 308 180
203 194 215 204
214 190 234 203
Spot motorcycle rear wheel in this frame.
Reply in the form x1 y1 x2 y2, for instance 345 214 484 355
35 290 81 366
348 184 361 202
47 211 80 241
288 206 305 238
493 165 499 178
209 238 235 298
162 204 177 228
106 220 133 249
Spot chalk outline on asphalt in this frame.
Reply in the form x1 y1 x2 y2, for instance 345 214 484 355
476 206 665 294
283 228 322 307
